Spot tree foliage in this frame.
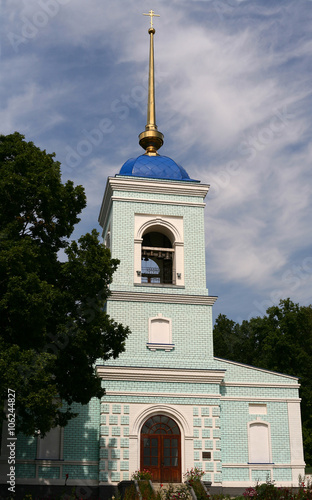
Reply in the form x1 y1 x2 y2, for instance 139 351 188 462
0 132 129 436
213 298 312 466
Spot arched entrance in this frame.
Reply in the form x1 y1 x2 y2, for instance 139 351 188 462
140 415 181 483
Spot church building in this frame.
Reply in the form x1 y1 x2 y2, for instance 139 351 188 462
0 11 305 499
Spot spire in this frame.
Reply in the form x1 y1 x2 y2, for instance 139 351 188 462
139 10 164 156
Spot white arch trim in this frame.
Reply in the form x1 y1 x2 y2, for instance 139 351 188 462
137 218 182 244
134 214 184 285
131 404 192 437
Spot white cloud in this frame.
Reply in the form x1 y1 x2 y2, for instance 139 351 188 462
1 0 311 321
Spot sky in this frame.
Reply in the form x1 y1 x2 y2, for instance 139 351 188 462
1 0 312 324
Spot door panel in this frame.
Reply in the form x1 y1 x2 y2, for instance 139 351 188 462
141 434 181 482
161 436 180 482
142 437 160 480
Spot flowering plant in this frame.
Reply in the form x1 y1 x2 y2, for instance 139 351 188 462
131 469 153 481
183 467 205 482
243 487 257 498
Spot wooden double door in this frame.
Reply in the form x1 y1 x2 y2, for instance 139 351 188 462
140 415 181 483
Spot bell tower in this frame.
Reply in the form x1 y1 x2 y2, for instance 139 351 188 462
98 12 216 368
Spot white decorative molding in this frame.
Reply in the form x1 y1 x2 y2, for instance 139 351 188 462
222 382 300 389
222 463 303 468
248 420 272 464
12 478 99 486
131 404 192 436
215 357 299 381
96 366 226 384
136 215 183 242
147 343 175 351
287 401 305 474
105 390 221 399
111 195 206 208
148 313 173 347
134 214 184 286
98 176 209 234
109 291 217 305
111 177 209 197
249 404 267 415
221 396 301 403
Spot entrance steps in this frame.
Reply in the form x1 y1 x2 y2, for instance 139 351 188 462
153 483 184 491
152 483 193 498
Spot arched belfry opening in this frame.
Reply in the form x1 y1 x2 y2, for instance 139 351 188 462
134 215 184 286
140 415 181 483
141 231 174 284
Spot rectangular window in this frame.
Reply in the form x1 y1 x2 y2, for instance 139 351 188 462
37 427 62 460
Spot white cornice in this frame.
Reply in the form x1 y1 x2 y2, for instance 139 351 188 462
222 381 300 389
109 291 217 305
98 176 209 232
112 176 210 198
221 396 301 402
222 463 305 468
214 357 299 381
98 178 113 233
111 195 206 208
96 366 226 384
105 390 220 399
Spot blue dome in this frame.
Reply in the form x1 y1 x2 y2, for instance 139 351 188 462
118 154 197 182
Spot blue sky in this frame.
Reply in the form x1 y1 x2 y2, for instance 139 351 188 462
1 0 312 324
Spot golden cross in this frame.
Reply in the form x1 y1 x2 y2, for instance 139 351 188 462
143 10 160 28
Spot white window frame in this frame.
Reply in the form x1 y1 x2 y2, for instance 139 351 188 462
147 313 174 351
248 421 272 464
134 215 184 286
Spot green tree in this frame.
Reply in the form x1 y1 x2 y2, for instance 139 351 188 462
213 299 312 466
0 132 129 436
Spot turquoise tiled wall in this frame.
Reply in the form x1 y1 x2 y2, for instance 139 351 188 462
38 466 60 479
214 358 298 385
252 470 271 482
16 434 37 460
16 464 36 478
274 469 292 482
63 399 100 461
220 401 291 465
62 465 98 480
223 468 250 481
95 380 219 396
105 301 214 368
109 193 208 296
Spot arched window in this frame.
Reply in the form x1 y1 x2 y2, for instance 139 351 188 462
248 422 271 463
141 231 174 284
142 415 180 435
